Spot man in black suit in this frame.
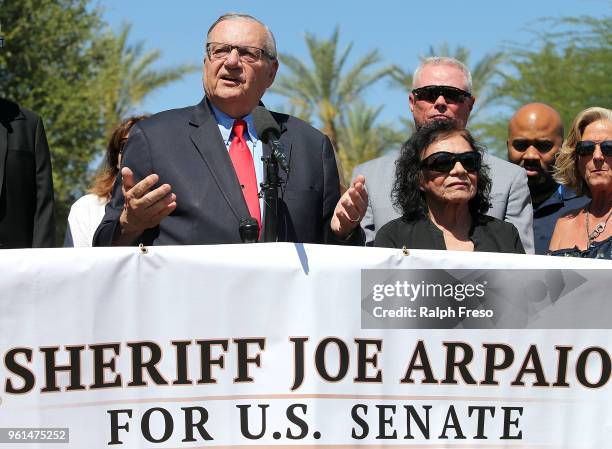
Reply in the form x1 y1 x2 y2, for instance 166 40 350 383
0 98 55 248
94 12 366 246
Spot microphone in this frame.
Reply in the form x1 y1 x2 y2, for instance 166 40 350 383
239 218 259 243
253 106 290 173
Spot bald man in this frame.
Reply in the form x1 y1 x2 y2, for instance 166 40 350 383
507 103 588 254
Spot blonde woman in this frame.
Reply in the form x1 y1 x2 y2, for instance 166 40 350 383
549 107 612 258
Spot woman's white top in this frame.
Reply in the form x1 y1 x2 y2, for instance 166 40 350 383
65 194 107 247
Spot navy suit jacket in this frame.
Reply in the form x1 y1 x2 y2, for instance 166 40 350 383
0 98 55 248
94 98 354 246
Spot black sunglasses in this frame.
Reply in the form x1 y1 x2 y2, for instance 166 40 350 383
511 138 555 153
420 151 482 172
412 85 472 104
576 140 612 157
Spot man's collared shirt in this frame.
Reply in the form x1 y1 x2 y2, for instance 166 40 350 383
210 104 264 216
533 184 590 255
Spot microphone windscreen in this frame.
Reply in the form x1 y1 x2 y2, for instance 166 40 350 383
253 106 281 143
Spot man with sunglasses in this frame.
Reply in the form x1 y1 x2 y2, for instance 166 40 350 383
507 103 589 254
352 57 534 253
94 12 366 246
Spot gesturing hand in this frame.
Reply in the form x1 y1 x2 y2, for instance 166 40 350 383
115 167 177 244
330 175 368 239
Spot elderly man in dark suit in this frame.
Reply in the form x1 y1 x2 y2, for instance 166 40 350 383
95 13 366 246
0 98 55 248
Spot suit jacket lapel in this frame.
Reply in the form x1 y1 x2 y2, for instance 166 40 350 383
279 119 292 166
188 99 250 222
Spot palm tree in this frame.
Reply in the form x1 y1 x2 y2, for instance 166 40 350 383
336 102 403 181
271 26 392 152
98 24 199 133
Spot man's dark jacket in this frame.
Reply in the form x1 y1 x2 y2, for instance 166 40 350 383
94 98 360 246
0 98 55 248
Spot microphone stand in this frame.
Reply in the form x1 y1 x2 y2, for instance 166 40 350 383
260 154 281 243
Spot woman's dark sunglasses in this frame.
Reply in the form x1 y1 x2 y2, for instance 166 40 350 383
576 140 612 157
420 151 482 172
412 85 472 104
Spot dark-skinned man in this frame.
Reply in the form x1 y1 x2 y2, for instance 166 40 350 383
507 103 589 254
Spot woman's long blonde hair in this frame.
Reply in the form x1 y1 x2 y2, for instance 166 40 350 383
554 107 612 197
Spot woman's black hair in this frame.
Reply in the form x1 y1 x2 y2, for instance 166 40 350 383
391 120 491 221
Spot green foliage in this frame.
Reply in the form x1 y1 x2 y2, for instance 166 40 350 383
489 15 612 151
0 0 197 243
271 26 393 182
97 23 198 134
336 102 403 181
0 0 108 241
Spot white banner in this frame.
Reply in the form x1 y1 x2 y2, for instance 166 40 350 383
0 244 611 448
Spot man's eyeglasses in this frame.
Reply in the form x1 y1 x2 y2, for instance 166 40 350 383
511 139 555 153
412 85 472 104
420 151 482 172
206 42 274 63
576 140 612 157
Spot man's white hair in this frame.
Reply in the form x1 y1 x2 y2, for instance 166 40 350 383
207 12 277 59
413 56 472 93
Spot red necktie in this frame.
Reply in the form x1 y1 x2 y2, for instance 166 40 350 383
229 119 261 228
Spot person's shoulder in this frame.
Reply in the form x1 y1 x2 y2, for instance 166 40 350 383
562 187 590 206
548 207 584 252
0 98 39 123
375 216 424 247
477 214 519 232
378 216 415 234
555 206 583 226
138 104 198 131
0 98 21 121
483 152 529 187
483 152 523 175
270 111 325 139
479 214 511 225
483 151 524 172
375 217 405 246
71 193 106 210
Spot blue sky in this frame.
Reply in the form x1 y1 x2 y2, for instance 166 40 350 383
99 0 608 134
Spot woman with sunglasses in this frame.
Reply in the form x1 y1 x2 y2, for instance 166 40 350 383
549 107 612 259
375 120 524 253
64 115 148 247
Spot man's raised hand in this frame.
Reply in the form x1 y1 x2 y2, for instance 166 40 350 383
114 167 176 244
